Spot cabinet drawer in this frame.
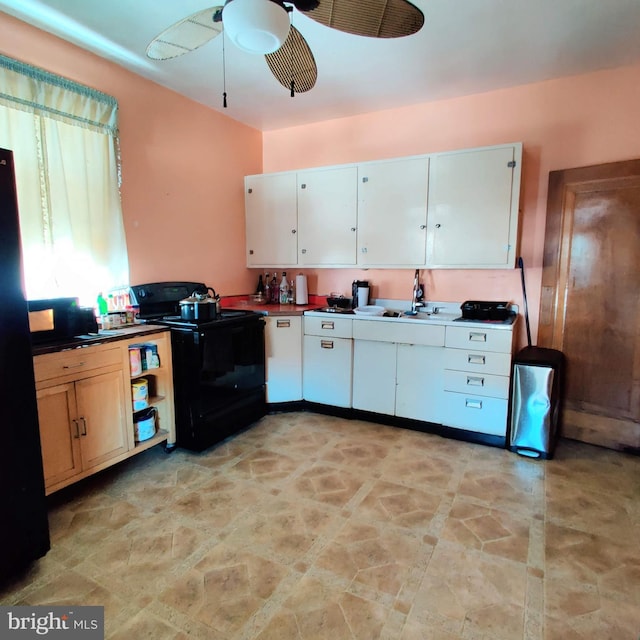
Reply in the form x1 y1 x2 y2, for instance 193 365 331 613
353 319 445 346
444 369 510 399
441 392 508 436
444 348 511 376
304 316 353 338
34 346 121 383
445 325 514 353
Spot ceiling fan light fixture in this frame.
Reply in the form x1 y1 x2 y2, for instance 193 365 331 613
223 0 290 54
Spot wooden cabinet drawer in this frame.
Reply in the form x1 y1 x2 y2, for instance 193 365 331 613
444 348 511 376
304 316 353 338
445 325 514 353
441 392 508 436
353 319 445 346
34 346 121 383
444 369 510 399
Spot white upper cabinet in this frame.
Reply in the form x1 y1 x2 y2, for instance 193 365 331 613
245 172 298 267
426 144 522 269
357 157 429 267
244 143 522 269
297 166 358 266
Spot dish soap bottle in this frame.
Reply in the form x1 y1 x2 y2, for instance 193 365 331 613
279 271 288 304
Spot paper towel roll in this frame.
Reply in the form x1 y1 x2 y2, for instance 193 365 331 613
295 274 308 305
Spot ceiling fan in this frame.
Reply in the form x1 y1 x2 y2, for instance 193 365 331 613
146 0 424 99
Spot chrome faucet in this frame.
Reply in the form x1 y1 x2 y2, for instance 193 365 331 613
410 269 424 314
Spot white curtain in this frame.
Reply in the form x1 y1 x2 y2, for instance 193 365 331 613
0 55 129 307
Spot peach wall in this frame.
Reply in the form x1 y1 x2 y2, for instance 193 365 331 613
0 12 262 297
262 63 640 345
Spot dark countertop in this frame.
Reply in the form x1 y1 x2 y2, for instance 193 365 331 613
32 324 170 356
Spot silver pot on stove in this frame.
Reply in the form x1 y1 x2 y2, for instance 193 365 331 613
179 287 219 321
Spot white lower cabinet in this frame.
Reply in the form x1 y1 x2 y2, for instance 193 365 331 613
303 316 353 407
352 319 446 423
441 325 516 437
396 344 446 424
353 340 397 414
265 316 302 403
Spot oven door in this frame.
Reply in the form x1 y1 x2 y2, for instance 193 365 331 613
170 315 265 449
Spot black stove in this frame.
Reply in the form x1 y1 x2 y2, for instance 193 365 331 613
130 282 266 452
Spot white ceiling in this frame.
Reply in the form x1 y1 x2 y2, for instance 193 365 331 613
2 0 640 132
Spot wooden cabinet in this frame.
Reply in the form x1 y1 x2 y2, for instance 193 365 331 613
357 157 429 267
265 315 303 403
245 172 298 267
35 344 127 493
352 319 446 423
297 166 358 266
441 324 516 436
303 316 353 407
426 144 522 268
34 328 175 494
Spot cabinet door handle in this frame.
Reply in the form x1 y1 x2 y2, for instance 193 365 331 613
321 340 334 349
467 354 486 365
276 319 291 328
419 224 426 229
321 321 335 330
79 416 87 436
63 362 86 369
469 332 487 342
466 376 485 387
465 399 483 409
72 419 81 438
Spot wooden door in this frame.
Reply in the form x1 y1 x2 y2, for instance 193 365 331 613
539 159 640 452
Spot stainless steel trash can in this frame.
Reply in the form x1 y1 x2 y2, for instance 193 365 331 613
508 346 564 459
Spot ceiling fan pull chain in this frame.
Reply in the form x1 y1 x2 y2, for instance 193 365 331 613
222 29 228 108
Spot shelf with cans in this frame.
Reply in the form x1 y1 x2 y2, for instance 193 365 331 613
127 338 173 447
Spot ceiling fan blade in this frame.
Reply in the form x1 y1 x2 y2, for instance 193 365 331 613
303 0 424 38
146 6 223 60
265 25 318 93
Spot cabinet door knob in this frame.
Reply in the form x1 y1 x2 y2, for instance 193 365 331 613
419 224 426 230
291 229 297 234
301 248 307 254
435 223 441 228
351 227 356 232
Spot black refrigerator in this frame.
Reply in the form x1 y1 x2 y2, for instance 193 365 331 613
0 147 50 581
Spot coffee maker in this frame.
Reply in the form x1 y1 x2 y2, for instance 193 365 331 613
351 280 369 308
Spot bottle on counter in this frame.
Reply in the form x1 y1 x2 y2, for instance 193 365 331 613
288 279 295 304
264 272 271 303
270 273 278 304
279 271 288 304
256 273 265 295
96 292 108 316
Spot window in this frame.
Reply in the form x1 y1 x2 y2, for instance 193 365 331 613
0 54 129 307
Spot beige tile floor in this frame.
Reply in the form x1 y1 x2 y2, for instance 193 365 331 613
2 412 639 639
